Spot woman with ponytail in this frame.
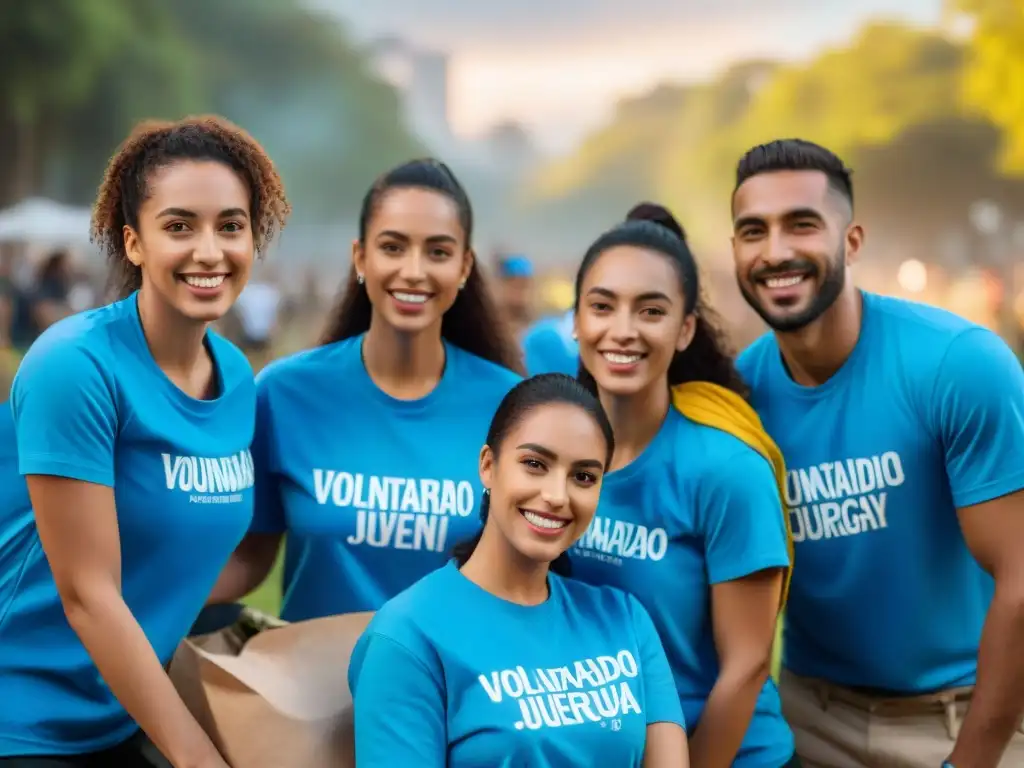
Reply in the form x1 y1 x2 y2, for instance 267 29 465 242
570 204 798 768
349 374 687 767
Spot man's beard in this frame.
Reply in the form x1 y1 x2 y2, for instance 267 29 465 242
739 248 846 333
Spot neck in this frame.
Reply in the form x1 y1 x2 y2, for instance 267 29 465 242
461 524 550 605
601 380 670 472
776 288 863 387
136 287 208 375
362 315 446 397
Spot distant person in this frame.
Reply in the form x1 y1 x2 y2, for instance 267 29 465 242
521 308 578 376
233 268 282 365
349 374 688 767
0 116 290 767
733 139 1024 768
496 253 536 337
210 159 522 623
570 203 796 767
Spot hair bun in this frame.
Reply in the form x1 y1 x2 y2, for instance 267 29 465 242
626 202 685 241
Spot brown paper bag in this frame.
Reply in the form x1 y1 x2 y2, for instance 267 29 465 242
169 609 373 768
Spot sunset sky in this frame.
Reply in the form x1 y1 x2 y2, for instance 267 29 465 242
309 0 945 152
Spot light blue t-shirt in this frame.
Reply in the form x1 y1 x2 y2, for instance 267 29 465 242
571 407 794 767
522 311 578 376
349 560 685 767
0 293 256 757
737 291 1024 692
250 335 521 621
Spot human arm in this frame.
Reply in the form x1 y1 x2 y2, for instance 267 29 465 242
13 343 226 768
631 596 688 768
687 450 788 768
208 372 283 605
350 632 447 767
931 329 1024 768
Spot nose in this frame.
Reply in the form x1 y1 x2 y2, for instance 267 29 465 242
398 250 427 283
541 474 569 510
193 230 225 268
762 225 792 267
609 307 639 345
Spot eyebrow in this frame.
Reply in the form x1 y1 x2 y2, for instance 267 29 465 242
377 230 459 244
734 207 825 230
516 442 604 470
156 207 249 219
586 286 673 303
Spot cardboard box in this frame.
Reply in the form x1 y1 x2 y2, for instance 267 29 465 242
170 608 373 768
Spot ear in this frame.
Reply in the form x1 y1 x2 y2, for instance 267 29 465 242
572 311 580 342
479 444 495 491
676 312 697 353
845 223 864 266
123 225 143 268
351 238 365 280
460 248 475 286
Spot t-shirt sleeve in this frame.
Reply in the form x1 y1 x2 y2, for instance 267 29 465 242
699 447 790 585
929 328 1024 509
629 595 685 729
249 372 286 533
350 631 447 767
11 339 117 487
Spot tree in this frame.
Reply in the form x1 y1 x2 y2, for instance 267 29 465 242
0 0 193 205
953 0 1024 173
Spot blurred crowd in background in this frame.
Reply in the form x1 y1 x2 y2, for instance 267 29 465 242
2 0 1023 382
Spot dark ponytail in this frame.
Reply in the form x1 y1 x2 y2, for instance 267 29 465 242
574 201 747 398
452 374 615 576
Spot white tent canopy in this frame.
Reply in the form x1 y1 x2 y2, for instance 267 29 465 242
0 197 93 247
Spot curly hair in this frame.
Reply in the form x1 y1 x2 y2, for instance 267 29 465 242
91 115 291 298
575 202 748 398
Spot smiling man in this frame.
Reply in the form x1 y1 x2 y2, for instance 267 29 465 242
731 139 1024 768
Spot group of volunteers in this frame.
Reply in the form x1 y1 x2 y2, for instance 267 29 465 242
0 115 1021 768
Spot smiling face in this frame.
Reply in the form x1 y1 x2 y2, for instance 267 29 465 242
353 186 474 336
480 402 607 566
731 169 862 332
124 160 255 323
575 245 695 398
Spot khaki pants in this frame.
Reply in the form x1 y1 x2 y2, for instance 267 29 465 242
779 669 1024 768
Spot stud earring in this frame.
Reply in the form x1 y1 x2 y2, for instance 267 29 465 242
459 279 467 290
356 274 365 285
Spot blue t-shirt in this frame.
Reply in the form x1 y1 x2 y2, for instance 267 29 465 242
0 294 256 757
522 311 578 376
250 335 520 621
349 560 684 767
572 408 794 767
737 291 1024 692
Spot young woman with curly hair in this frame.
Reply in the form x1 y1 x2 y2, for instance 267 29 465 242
0 115 290 767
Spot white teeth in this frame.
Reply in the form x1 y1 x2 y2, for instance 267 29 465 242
183 275 225 289
764 275 805 289
603 352 642 365
392 292 428 304
522 510 569 530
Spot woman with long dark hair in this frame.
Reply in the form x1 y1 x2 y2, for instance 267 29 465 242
0 116 290 767
211 158 522 620
569 203 797 767
350 374 687 767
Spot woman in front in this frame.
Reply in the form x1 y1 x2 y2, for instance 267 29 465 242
210 159 522 619
349 373 687 767
570 204 797 767
0 117 290 766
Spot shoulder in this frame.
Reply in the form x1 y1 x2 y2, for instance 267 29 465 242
867 293 1016 393
206 331 254 389
735 332 777 384
256 337 361 394
365 566 450 647
555 572 635 617
14 303 126 388
451 345 524 392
